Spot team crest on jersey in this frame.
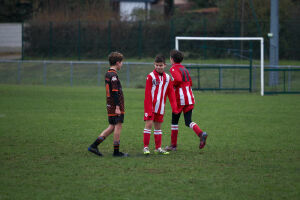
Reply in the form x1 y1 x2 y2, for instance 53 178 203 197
112 76 117 81
152 79 160 86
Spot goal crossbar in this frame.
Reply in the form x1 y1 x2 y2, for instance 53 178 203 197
175 36 264 96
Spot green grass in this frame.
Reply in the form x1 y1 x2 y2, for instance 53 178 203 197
0 85 300 200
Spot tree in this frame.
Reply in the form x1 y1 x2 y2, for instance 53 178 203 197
0 0 33 22
164 0 174 16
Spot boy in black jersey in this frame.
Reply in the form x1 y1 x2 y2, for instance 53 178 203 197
88 52 128 157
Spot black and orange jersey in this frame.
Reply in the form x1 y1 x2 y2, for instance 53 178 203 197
105 68 125 116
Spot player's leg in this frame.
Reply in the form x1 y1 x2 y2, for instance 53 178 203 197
153 122 162 150
93 124 115 147
183 107 208 149
88 124 115 156
113 122 122 154
166 111 181 151
112 122 124 156
153 121 169 155
143 120 153 155
112 115 129 157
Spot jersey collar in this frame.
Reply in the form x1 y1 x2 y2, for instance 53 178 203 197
153 69 165 76
108 68 117 73
172 63 182 68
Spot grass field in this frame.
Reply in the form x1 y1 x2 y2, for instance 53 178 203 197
0 84 299 200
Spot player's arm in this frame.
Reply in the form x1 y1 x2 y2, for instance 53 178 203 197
167 80 178 114
144 75 153 116
170 67 182 87
111 75 121 114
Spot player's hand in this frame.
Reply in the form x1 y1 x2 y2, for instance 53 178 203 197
115 106 121 115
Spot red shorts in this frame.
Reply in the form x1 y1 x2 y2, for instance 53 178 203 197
177 104 194 113
144 113 164 123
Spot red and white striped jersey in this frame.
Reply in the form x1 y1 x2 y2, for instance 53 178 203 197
170 63 195 106
144 70 177 116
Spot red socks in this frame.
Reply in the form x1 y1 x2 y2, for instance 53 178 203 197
143 129 151 147
189 122 203 137
144 129 162 149
171 124 178 147
154 130 162 149
169 123 203 148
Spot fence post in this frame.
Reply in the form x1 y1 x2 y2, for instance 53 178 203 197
288 66 291 92
77 21 81 61
17 61 22 84
49 22 53 59
98 63 101 86
283 70 286 92
21 23 24 60
108 20 111 53
249 42 253 92
70 61 73 86
127 63 130 87
170 19 174 49
253 66 256 91
43 61 47 85
203 18 207 59
197 67 200 90
219 66 222 89
138 21 143 59
234 0 240 51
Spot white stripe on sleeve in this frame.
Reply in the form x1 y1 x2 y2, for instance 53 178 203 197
150 72 156 101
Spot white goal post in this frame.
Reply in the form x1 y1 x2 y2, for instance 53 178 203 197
175 37 264 96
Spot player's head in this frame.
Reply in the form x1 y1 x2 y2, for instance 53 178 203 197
170 49 184 64
154 54 166 74
108 52 124 69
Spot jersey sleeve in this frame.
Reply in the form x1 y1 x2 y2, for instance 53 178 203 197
111 75 119 92
167 80 178 113
144 75 153 116
111 75 120 106
170 67 182 87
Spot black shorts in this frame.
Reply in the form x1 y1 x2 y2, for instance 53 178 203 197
108 114 124 125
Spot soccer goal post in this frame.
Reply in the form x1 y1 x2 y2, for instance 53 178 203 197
175 36 264 96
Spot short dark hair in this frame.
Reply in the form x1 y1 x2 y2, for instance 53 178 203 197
154 54 165 63
108 52 124 66
170 49 184 63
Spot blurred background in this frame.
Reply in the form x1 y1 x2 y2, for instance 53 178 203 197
0 0 299 60
0 0 299 94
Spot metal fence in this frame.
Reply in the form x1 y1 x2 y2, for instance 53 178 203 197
18 19 300 60
0 60 299 94
264 67 300 94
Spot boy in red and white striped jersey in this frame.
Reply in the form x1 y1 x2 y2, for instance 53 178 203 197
166 50 208 151
143 55 178 155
